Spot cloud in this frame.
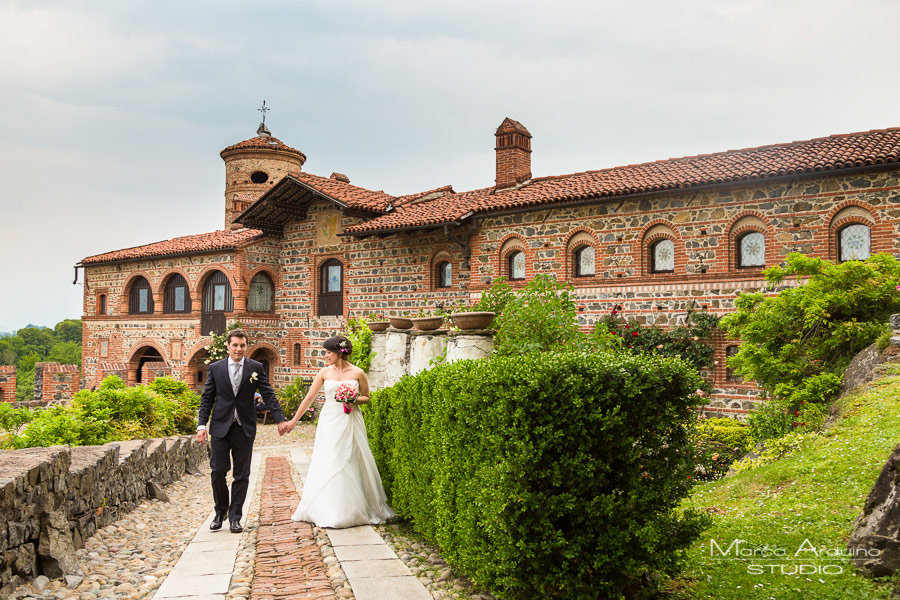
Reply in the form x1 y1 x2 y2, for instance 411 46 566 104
1 0 900 329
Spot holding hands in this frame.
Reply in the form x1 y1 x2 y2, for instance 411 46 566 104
278 421 294 436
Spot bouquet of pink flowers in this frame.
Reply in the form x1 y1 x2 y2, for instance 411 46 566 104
335 383 359 414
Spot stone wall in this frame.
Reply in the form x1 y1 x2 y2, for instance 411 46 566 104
367 329 494 390
0 436 206 593
32 363 79 407
0 366 15 403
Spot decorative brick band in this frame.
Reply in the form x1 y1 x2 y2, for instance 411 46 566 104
253 456 335 600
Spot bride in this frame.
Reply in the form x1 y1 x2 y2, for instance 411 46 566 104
286 335 395 528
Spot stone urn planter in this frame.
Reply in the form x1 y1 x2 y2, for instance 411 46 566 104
388 316 413 330
411 316 444 331
368 321 390 332
450 311 495 330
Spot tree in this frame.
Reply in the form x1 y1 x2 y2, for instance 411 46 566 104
54 319 82 344
17 327 55 358
48 341 81 365
721 253 900 437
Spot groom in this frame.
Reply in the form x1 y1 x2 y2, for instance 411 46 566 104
197 329 288 533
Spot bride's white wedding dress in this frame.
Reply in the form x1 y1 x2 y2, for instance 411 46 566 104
291 379 395 528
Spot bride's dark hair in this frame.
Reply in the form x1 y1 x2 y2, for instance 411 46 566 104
323 335 353 358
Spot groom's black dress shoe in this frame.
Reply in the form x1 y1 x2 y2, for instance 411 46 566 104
230 520 243 533
210 514 225 531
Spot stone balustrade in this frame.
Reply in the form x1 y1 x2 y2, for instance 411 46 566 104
0 436 206 593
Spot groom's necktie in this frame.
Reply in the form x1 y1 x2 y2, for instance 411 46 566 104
231 362 242 425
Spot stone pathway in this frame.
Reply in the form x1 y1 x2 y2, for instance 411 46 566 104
288 449 431 600
5 422 488 600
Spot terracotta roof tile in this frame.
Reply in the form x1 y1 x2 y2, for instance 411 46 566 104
80 229 264 265
288 172 395 212
394 185 455 206
220 134 306 160
344 127 900 234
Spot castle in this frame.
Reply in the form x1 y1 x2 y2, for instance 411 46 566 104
74 117 900 418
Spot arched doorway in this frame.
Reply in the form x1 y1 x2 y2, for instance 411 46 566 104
250 347 277 378
129 346 165 385
187 348 211 393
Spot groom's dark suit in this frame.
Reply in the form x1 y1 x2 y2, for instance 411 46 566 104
198 357 285 523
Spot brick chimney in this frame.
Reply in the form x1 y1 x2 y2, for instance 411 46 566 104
495 118 532 189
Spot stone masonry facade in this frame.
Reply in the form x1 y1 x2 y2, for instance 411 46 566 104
77 120 900 418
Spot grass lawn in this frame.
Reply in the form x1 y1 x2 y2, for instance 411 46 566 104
672 363 900 599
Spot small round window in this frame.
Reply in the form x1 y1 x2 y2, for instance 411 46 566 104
250 171 269 184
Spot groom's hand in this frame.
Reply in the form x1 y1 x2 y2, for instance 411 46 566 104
197 429 208 444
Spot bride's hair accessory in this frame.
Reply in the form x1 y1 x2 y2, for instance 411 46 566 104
335 382 359 414
323 335 353 357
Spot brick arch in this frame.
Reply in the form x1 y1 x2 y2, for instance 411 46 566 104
246 342 282 367
119 271 157 313
564 228 599 281
157 267 193 294
194 265 239 295
639 220 682 276
498 234 528 282
727 212 772 271
247 266 280 288
248 341 281 371
126 340 169 386
184 340 213 392
826 202 888 261
246 267 278 313
126 339 169 363
428 249 454 290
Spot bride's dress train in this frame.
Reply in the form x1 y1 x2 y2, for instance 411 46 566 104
291 379 395 528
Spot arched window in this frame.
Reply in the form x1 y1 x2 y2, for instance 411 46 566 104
574 246 595 277
838 224 871 262
436 261 452 288
508 250 525 280
319 258 343 316
163 274 191 313
293 343 302 366
725 345 742 383
650 239 674 273
129 277 153 314
248 272 274 312
737 232 765 268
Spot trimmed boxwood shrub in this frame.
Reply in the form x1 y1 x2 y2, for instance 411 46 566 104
365 351 710 598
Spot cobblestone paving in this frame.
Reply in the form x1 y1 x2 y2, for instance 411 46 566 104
7 465 212 600
4 420 489 600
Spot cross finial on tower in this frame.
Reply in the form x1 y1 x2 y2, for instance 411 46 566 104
256 100 272 137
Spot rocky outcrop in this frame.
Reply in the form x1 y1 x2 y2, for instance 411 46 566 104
847 315 900 577
839 342 883 398
848 444 900 577
0 436 206 593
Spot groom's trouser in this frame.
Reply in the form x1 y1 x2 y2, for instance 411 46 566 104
209 421 254 522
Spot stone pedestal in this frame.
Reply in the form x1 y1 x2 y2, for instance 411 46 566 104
368 329 495 391
445 330 494 364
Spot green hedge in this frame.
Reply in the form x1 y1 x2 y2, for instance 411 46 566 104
366 352 710 598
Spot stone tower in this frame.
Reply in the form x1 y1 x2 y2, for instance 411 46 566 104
219 122 307 230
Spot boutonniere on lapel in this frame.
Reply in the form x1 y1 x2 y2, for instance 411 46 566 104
250 372 258 383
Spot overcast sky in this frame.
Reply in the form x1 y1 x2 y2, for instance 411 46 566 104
1 0 899 332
